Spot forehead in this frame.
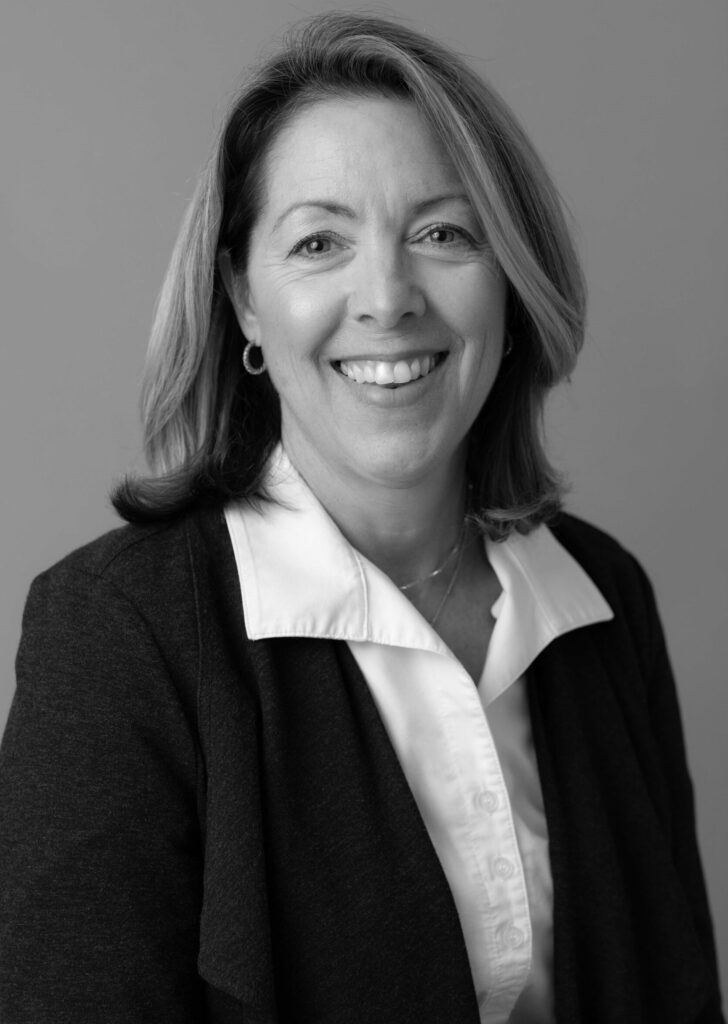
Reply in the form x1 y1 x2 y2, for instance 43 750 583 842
257 95 465 214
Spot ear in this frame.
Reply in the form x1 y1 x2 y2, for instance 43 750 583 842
217 250 259 343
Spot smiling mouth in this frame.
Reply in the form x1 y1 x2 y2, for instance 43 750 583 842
334 352 447 388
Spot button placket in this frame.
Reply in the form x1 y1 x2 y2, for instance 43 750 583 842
492 856 515 881
499 923 526 950
456 701 533 1024
477 789 500 814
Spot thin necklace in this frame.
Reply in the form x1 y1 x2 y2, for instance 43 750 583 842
429 527 467 627
398 521 466 592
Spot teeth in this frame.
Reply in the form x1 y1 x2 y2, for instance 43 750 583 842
338 354 439 385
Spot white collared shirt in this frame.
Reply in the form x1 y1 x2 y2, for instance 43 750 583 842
224 448 613 1023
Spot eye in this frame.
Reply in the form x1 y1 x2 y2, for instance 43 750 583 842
289 232 342 258
428 226 459 244
416 222 479 250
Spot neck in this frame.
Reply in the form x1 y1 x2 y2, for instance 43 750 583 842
281 438 468 588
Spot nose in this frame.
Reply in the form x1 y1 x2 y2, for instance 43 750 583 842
348 245 426 328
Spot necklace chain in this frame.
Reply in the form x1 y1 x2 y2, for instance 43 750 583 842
428 527 466 627
398 521 466 592
397 520 468 627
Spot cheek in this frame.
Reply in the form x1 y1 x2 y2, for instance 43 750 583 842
432 263 505 334
470 269 506 331
454 277 506 396
257 281 341 366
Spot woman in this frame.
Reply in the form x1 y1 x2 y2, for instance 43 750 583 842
0 12 723 1024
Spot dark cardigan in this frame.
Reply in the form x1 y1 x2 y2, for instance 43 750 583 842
0 507 723 1024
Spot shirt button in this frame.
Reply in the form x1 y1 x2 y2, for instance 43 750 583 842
493 856 515 880
500 924 526 949
477 790 499 813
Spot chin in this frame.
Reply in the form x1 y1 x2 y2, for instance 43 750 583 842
348 434 459 488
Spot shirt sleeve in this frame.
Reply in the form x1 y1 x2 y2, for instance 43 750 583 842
0 566 206 1023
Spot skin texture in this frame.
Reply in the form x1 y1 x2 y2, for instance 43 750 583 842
227 96 505 675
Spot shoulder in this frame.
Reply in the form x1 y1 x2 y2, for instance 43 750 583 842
548 510 662 652
15 505 241 724
20 505 242 671
32 504 231 604
549 511 651 593
40 513 192 587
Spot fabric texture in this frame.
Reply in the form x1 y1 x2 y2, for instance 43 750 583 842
0 505 724 1024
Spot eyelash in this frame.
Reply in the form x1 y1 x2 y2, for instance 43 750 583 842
289 232 343 258
288 223 478 259
421 223 475 246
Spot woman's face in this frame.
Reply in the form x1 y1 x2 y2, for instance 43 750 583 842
233 95 506 491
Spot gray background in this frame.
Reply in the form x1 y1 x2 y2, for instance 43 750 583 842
2 0 726 996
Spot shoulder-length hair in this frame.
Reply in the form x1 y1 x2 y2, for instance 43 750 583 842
112 11 586 539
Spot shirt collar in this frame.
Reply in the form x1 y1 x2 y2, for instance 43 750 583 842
483 526 612 701
224 446 613 696
225 446 369 641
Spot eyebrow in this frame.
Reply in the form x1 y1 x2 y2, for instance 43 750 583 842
271 192 472 234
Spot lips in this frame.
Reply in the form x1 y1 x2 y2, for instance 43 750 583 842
335 352 446 386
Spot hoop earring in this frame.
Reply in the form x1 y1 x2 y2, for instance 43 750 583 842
242 340 266 376
503 334 514 358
